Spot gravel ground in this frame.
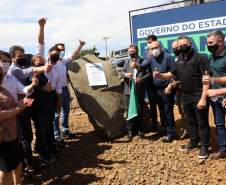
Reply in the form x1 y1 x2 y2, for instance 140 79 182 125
21 105 226 185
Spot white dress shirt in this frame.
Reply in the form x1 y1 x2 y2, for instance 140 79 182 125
58 55 73 87
36 43 62 94
2 74 32 103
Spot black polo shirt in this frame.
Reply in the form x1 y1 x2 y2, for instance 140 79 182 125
170 49 211 103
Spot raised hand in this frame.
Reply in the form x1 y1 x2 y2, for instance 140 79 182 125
79 40 86 46
38 18 47 27
202 71 211 84
43 80 52 92
44 58 52 73
131 60 137 69
153 68 160 79
31 73 39 86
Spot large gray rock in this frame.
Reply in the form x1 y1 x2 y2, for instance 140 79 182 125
67 55 150 138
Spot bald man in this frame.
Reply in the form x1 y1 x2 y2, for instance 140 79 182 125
131 41 176 143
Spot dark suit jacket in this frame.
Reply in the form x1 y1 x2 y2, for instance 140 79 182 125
121 57 151 98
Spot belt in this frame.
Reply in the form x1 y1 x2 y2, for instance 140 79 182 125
62 86 68 89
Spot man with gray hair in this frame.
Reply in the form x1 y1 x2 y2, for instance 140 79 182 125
202 30 226 159
121 44 151 141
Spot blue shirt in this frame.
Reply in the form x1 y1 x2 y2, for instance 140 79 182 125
139 52 175 89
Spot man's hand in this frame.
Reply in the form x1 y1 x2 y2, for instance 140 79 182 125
44 58 52 73
197 98 207 109
202 71 212 84
125 73 133 78
222 97 226 108
38 18 47 27
131 60 137 69
170 79 178 88
43 80 52 92
135 78 142 84
31 74 39 87
79 40 86 46
207 89 221 98
153 68 160 79
165 84 172 95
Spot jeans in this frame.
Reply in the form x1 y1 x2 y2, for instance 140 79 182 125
30 111 50 155
53 88 70 137
125 95 144 133
156 89 175 137
17 108 34 166
183 100 210 148
211 99 226 151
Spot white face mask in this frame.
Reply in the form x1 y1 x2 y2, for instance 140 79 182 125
151 48 161 57
0 62 10 74
147 43 151 49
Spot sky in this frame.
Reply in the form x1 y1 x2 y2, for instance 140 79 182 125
0 0 172 57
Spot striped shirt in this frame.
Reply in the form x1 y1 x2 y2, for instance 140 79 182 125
0 87 18 141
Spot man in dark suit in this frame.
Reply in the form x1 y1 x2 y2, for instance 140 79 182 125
121 44 151 141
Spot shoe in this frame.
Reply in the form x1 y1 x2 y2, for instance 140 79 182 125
209 150 226 160
198 147 208 159
179 131 189 140
127 131 133 141
62 130 76 138
138 131 144 137
161 136 175 143
180 142 198 151
39 154 55 164
55 136 64 143
152 131 167 138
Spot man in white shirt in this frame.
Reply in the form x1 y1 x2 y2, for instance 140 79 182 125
0 50 38 102
53 40 85 140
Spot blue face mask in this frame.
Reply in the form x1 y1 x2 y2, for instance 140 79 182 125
60 51 65 58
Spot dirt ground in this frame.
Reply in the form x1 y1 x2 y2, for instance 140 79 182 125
22 92 226 185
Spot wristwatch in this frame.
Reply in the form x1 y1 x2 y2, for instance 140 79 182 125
135 65 138 69
211 77 214 85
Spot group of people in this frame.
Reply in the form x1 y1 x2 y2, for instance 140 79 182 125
0 18 85 184
122 30 226 160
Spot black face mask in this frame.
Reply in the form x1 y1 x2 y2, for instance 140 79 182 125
37 63 44 67
16 58 26 67
50 54 59 63
173 49 181 56
180 45 191 55
207 44 219 53
129 52 138 59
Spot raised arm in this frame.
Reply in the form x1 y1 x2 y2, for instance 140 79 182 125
38 18 47 45
71 40 86 59
153 67 175 80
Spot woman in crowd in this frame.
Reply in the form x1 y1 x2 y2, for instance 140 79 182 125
0 66 34 185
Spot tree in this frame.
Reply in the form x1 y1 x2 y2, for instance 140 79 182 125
73 46 98 60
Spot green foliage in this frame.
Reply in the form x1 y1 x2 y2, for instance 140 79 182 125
73 46 98 60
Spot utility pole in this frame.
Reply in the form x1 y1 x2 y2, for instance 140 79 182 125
103 37 109 60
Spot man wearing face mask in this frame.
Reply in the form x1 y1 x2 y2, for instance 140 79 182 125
53 40 85 142
7 45 52 173
142 35 169 132
0 51 38 103
121 44 151 140
151 36 211 159
36 17 65 152
202 30 226 159
131 41 176 143
166 40 189 140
